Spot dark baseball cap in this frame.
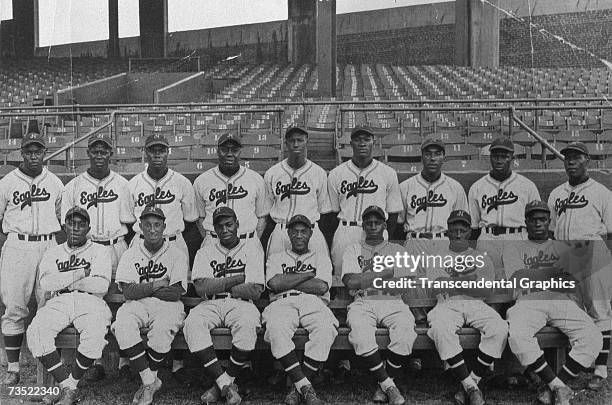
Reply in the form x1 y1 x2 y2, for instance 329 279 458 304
140 206 166 220
217 133 242 147
421 137 445 152
21 132 46 148
560 142 589 156
285 126 308 138
447 210 472 226
361 205 386 221
88 132 113 148
65 206 90 223
145 134 169 148
525 200 550 216
212 206 237 224
287 214 312 228
489 137 514 153
350 126 374 139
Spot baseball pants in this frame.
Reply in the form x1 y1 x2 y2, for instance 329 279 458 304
27 292 111 359
184 298 261 353
0 235 54 335
262 294 338 362
577 268 612 332
267 223 328 257
347 298 416 356
507 293 602 368
477 231 526 279
427 298 508 361
111 297 185 354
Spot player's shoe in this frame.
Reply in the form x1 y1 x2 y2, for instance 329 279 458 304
587 374 606 390
135 377 162 405
372 385 387 403
85 363 106 382
284 386 301 405
200 384 221 404
454 389 467 405
56 386 79 405
300 384 323 405
42 389 62 405
552 386 573 405
536 384 553 405
384 385 405 405
465 386 485 405
2 370 19 385
221 383 242 405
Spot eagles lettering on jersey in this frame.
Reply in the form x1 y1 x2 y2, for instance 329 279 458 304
209 184 248 206
281 261 316 274
554 192 589 215
522 250 560 269
481 190 519 213
135 260 168 283
56 254 91 273
275 178 311 201
210 257 246 278
357 254 377 272
411 191 448 214
340 176 378 199
80 186 119 209
136 187 176 207
12 185 51 210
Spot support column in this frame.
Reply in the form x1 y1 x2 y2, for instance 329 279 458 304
138 0 167 58
316 0 336 97
455 0 499 68
108 0 119 58
287 0 316 64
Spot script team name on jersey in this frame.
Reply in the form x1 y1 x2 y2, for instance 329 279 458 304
275 178 311 201
80 186 118 209
210 256 246 277
56 254 91 272
282 260 316 274
481 189 519 213
357 254 378 272
411 190 448 214
136 187 175 207
340 176 378 199
522 250 560 269
13 184 50 210
554 191 589 215
209 183 248 206
135 260 168 282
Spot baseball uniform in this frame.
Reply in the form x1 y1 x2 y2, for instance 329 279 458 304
264 159 332 256
328 159 402 273
62 170 135 278
128 169 198 257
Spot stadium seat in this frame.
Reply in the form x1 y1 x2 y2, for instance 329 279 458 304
243 160 276 172
168 135 196 148
199 133 224 147
112 147 143 163
555 130 597 143
172 161 216 173
338 147 385 162
381 133 422 147
0 164 16 176
444 160 489 171
167 147 190 161
435 130 466 145
241 146 280 161
0 138 21 152
191 147 219 162
116 134 144 148
467 132 498 146
444 144 478 160
513 159 542 170
385 161 422 174
118 162 147 174
241 132 281 147
384 144 420 162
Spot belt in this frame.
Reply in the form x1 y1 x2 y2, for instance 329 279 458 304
57 288 72 295
409 231 447 239
140 234 177 241
17 234 54 242
279 291 303 299
212 293 249 302
211 231 255 239
279 223 315 229
484 226 525 236
341 221 360 227
93 237 121 246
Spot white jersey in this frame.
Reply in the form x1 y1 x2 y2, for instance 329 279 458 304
328 159 402 223
266 249 333 303
61 171 135 241
264 159 332 224
501 239 569 279
129 169 198 236
39 240 111 298
116 241 188 293
398 173 468 233
548 178 612 240
193 166 270 233
0 167 63 235
192 238 265 286
468 172 540 229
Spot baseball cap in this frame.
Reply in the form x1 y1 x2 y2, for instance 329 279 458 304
447 210 472 226
287 214 313 228
489 137 514 153
65 206 90 223
421 136 445 152
560 141 589 156
285 126 308 138
217 133 242 147
88 132 113 148
361 205 386 221
145 133 169 148
212 206 237 224
525 200 551 216
139 206 166 220
21 132 46 148
350 126 374 139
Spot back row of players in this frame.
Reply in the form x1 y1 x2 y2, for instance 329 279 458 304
0 126 610 405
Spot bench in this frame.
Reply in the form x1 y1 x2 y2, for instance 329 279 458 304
37 276 569 385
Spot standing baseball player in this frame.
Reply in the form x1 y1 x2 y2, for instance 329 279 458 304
183 207 265 405
424 210 507 405
547 142 612 389
0 132 63 385
468 137 540 274
193 133 270 252
264 214 338 405
342 205 417 405
328 126 402 274
27 207 112 405
264 126 332 256
505 200 603 405
111 206 188 405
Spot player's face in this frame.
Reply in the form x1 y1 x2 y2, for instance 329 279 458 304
350 133 374 158
21 144 46 171
65 215 90 246
213 216 239 243
490 150 513 175
447 222 471 250
525 211 551 240
285 133 308 157
362 214 386 239
288 223 312 252
421 145 445 175
145 145 169 170
218 142 241 170
563 151 589 179
87 142 113 171
141 216 166 244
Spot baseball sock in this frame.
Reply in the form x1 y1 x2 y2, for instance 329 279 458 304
279 351 308 389
361 349 393 389
39 351 69 385
302 356 321 382
4 333 23 371
227 346 250 381
594 330 610 378
193 346 224 381
386 351 408 380
123 342 149 374
147 349 166 379
559 355 585 384
72 351 95 381
471 350 496 384
526 355 557 387
447 353 476 390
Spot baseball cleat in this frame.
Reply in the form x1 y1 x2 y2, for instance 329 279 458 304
300 384 323 405
454 389 467 405
372 385 387 403
284 386 301 405
465 386 485 405
536 384 553 405
221 383 242 405
384 385 406 405
2 370 20 385
552 386 573 405
56 386 79 405
135 377 162 405
200 384 221 404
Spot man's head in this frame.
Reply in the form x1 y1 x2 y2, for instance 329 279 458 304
524 200 551 240
447 210 471 251
212 206 239 246
21 132 46 172
285 126 308 158
87 133 113 171
421 137 445 177
489 137 514 176
287 215 313 253
144 134 169 170
350 127 374 159
217 133 242 171
361 205 387 240
140 206 166 245
561 142 590 181
64 207 90 247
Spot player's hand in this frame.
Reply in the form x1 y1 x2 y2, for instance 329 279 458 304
151 286 181 301
230 283 263 300
83 265 92 278
153 278 170 289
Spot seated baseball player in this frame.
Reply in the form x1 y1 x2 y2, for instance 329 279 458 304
341 205 417 405
111 206 188 405
27 207 112 405
504 201 603 405
424 210 508 405
183 207 264 405
264 214 338 405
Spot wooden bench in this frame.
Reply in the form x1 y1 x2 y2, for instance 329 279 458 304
37 277 569 385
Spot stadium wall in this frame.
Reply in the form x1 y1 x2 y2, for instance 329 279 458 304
127 73 192 103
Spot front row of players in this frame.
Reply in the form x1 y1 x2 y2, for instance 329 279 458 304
28 202 608 405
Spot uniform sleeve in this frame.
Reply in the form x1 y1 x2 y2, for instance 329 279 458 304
246 240 265 285
37 248 58 290
193 174 208 219
265 253 283 285
467 183 481 229
115 251 139 286
170 249 189 293
341 244 362 276
317 168 333 214
92 245 112 283
327 170 341 213
547 191 558 236
54 175 64 223
601 186 612 234
191 247 213 281
119 178 136 224
254 172 272 218
60 179 75 225
453 180 469 212
315 253 333 288
397 181 408 224
180 176 199 222
385 167 403 214
0 176 10 221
